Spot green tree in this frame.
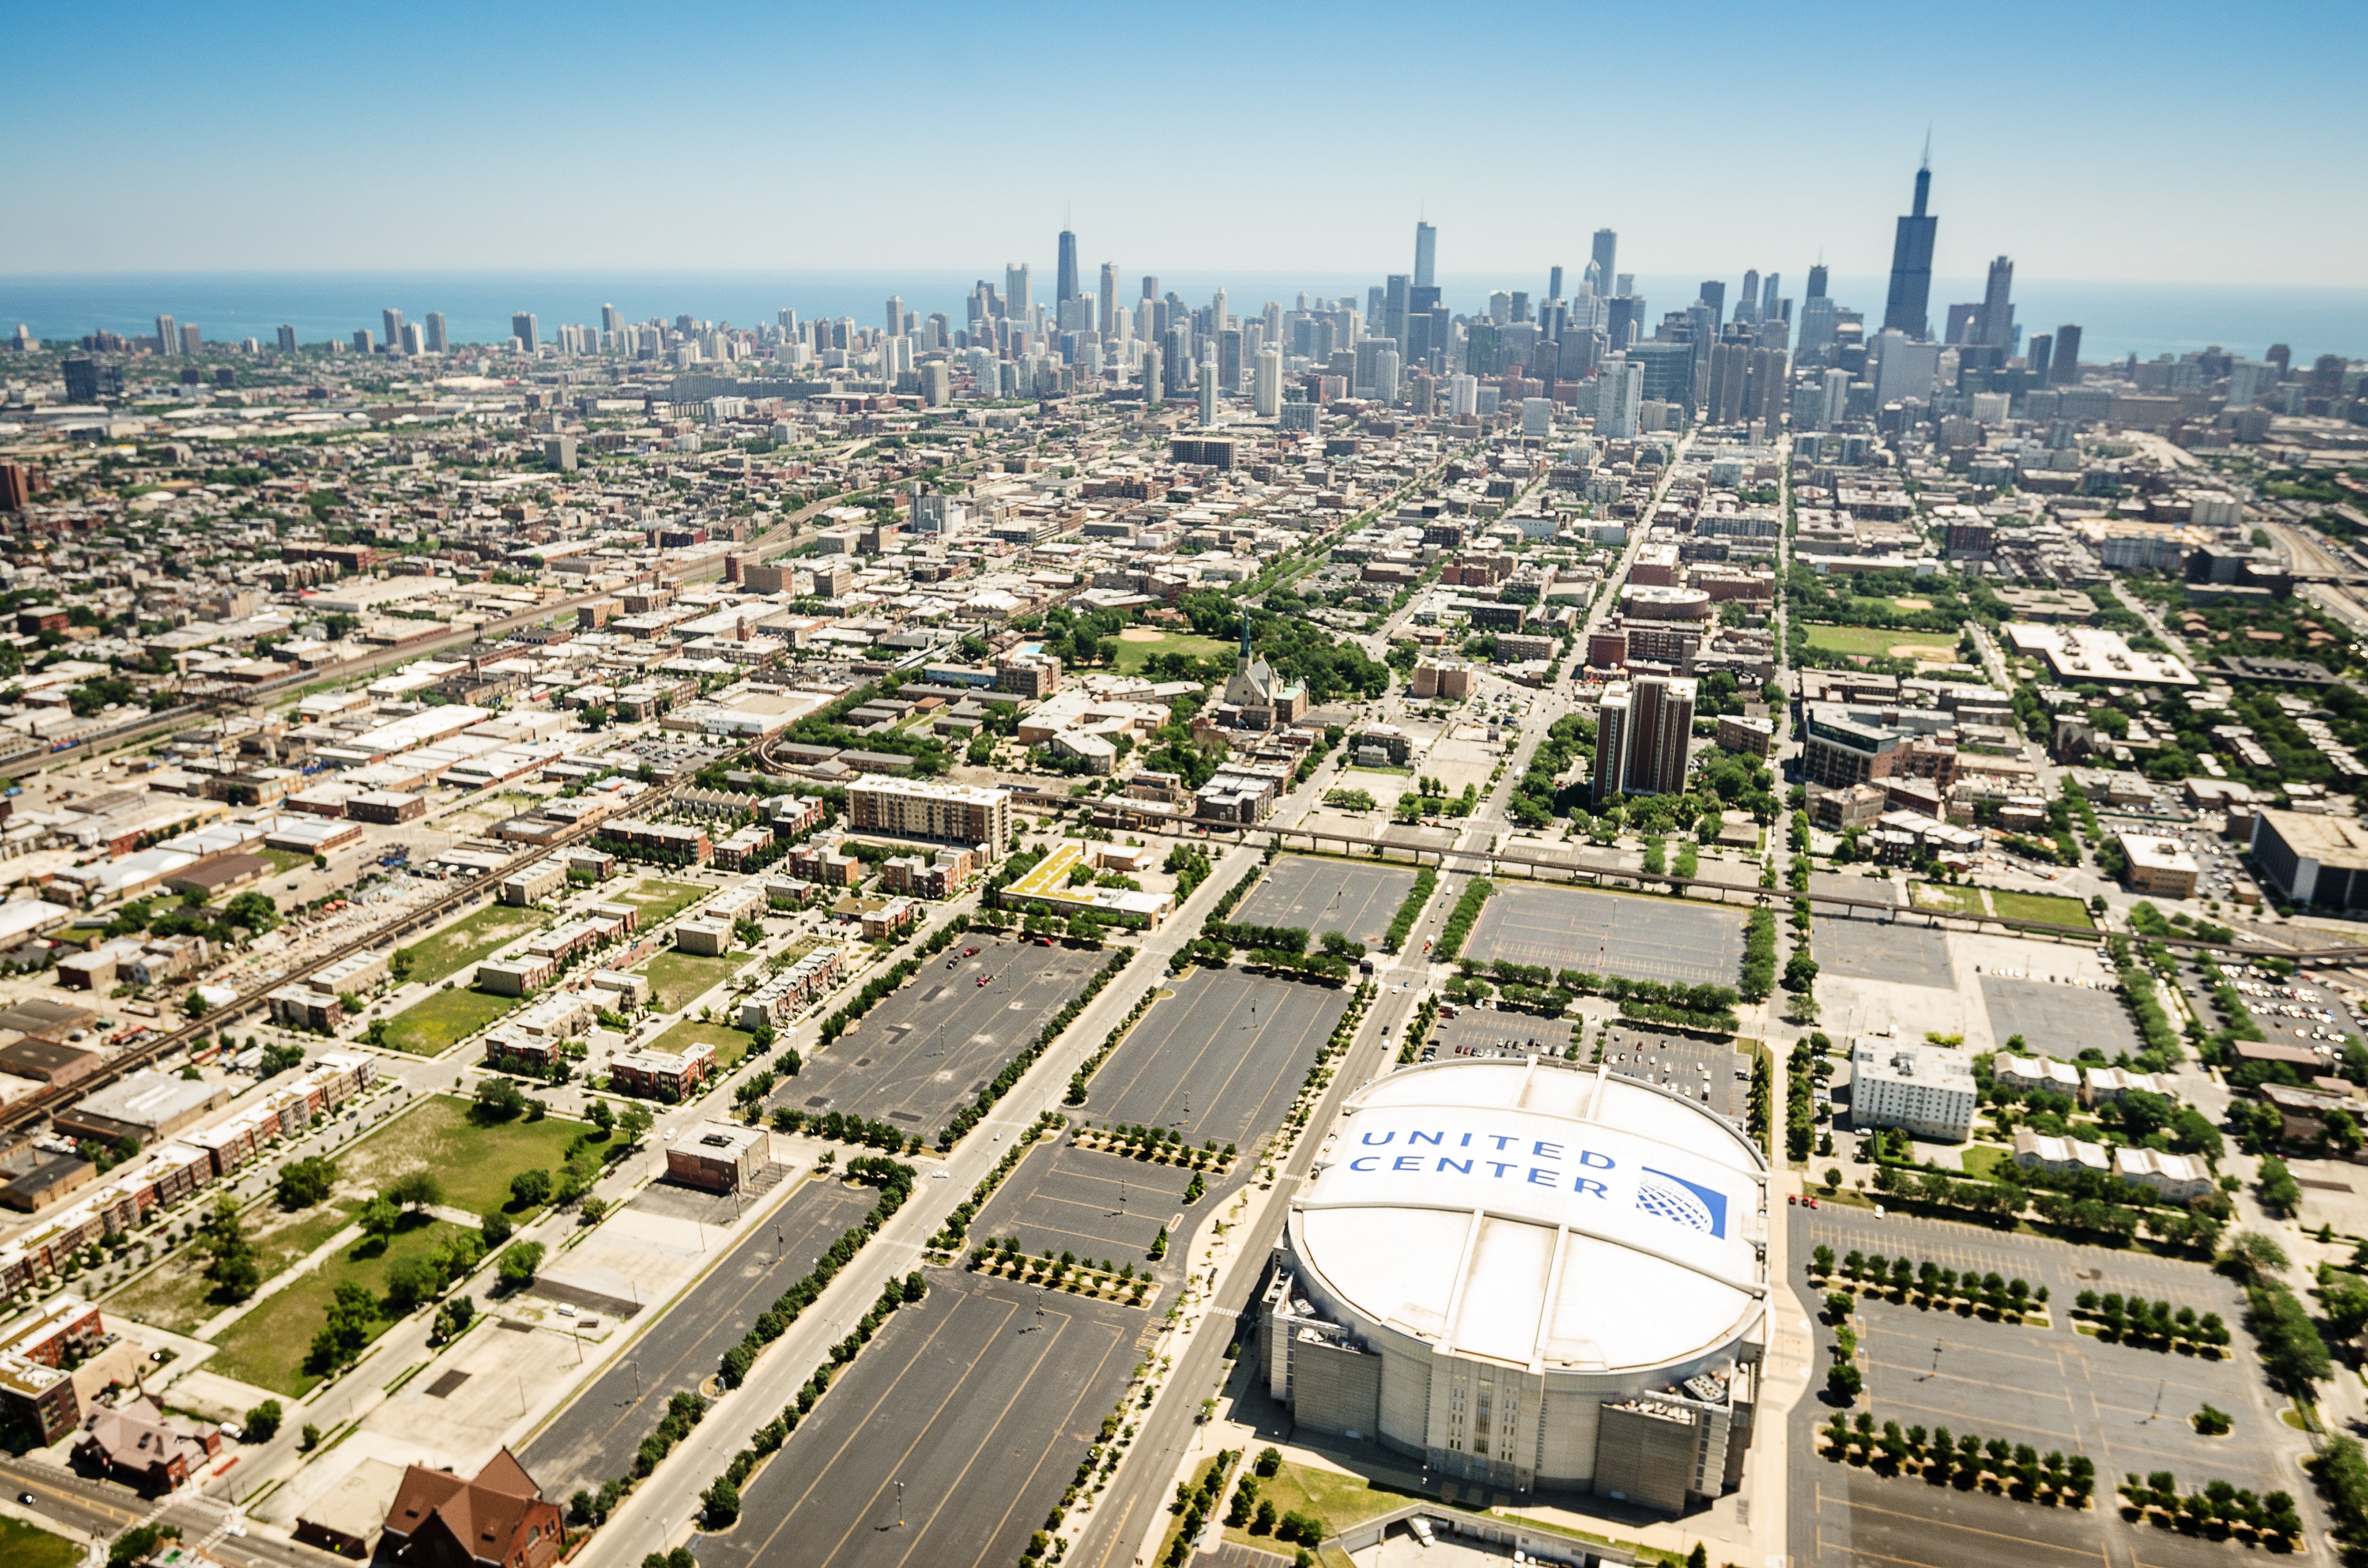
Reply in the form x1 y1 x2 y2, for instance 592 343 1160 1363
509 1168 553 1208
222 890 279 933
276 1156 336 1209
388 1170 443 1211
202 1195 259 1300
357 1195 400 1243
384 1254 441 1312
2258 1156 2303 1218
498 1241 546 1290
241 1399 283 1441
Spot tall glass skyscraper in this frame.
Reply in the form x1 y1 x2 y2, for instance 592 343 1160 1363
1882 157 1938 339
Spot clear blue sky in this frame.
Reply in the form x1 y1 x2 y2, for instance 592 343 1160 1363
7 0 2361 288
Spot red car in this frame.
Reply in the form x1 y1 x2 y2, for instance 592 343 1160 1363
963 946 980 957
976 975 990 987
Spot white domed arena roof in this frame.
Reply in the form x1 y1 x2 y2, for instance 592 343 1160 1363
1290 1056 1767 1376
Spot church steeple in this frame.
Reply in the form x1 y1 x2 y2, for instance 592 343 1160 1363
1239 609 1252 665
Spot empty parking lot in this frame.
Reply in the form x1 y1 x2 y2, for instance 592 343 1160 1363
773 939 1104 1139
1467 884 1745 986
1231 857 1421 952
1072 966 1346 1151
703 1267 1142 1568
975 1140 1199 1268
1789 1205 2306 1568
1978 975 2139 1059
519 1174 879 1499
1818 919 1954 989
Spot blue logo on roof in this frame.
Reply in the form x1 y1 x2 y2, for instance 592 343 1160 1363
1636 1167 1727 1239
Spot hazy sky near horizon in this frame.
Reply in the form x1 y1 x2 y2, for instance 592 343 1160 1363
9 0 2363 288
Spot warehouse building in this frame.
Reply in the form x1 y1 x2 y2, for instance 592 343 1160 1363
1264 1056 1765 1510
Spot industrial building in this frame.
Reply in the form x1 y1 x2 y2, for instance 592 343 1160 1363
1264 1056 1765 1510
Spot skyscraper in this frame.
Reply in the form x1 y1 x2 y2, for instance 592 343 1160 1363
425 313 447 353
1806 265 1828 299
1383 275 1409 353
884 296 903 336
1697 281 1725 326
382 308 406 353
1198 363 1217 428
180 324 202 355
1056 230 1078 304
1005 264 1031 323
1548 265 1563 301
1590 229 1617 290
1761 274 1782 322
275 324 297 352
155 314 177 355
2050 324 2083 385
1882 155 1938 339
1739 271 1760 324
1413 222 1436 289
1254 347 1282 417
1973 256 2015 351
1592 677 1696 804
2027 333 2052 384
1098 264 1117 339
511 313 540 352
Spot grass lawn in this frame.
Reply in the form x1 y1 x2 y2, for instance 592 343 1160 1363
259 846 316 876
1224 1462 1682 1568
1959 1144 2009 1181
108 1200 360 1334
1803 624 1959 660
0 1516 80 1568
378 986 520 1054
397 903 545 987
339 1093 596 1217
1989 889 2094 928
616 878 711 925
639 950 754 1014
644 1016 759 1071
1109 630 1232 676
1907 882 1985 917
207 1215 466 1396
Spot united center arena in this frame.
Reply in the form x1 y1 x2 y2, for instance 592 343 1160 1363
1261 1056 1767 1512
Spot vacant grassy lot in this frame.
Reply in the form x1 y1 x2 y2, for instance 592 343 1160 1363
397 903 544 987
108 1200 360 1335
340 1094 592 1217
0 1517 80 1568
1803 624 1959 660
616 878 710 925
1990 889 2094 928
379 986 519 1054
1110 629 1232 676
207 1215 466 1396
639 950 754 1014
643 1016 759 1072
1906 883 2093 929
1908 882 1986 918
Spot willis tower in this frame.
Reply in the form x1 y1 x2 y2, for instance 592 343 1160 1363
1881 150 1938 339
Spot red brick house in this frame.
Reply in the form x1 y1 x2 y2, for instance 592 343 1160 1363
383 1449 566 1568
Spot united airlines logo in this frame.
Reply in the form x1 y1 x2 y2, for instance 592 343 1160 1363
1636 1167 1727 1239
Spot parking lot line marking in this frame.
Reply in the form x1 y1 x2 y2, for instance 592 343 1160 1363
1823 1488 2111 1561
868 1296 1132 1568
735 1286 1005 1565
